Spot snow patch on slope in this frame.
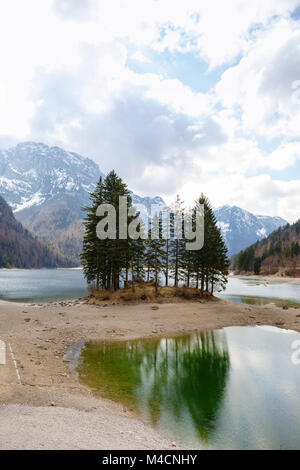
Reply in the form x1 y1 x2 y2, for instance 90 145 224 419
14 192 46 213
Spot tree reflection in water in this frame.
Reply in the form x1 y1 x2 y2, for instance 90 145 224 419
79 331 230 442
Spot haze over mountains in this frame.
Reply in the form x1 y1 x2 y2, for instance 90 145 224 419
0 142 288 264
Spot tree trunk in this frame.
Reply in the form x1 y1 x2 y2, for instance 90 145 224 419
200 270 205 295
205 270 209 292
174 240 179 287
155 249 158 296
131 261 135 292
165 240 169 286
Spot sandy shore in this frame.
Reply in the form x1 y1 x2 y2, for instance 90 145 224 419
1 297 300 449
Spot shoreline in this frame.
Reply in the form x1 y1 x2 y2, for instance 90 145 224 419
231 273 300 284
0 267 82 271
1 297 300 449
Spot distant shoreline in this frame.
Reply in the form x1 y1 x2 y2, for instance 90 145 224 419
231 273 300 285
0 266 82 271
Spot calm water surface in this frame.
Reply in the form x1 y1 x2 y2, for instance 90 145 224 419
0 269 88 301
219 276 300 306
74 326 300 450
0 269 300 305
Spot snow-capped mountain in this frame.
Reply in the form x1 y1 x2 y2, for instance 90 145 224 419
0 142 165 216
131 193 165 212
0 142 165 263
0 142 102 214
0 142 288 262
215 205 287 257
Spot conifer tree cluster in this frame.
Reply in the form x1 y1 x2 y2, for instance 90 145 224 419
81 171 229 295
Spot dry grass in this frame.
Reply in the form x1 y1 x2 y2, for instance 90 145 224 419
87 282 215 305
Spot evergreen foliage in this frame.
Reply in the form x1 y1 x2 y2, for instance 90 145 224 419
234 218 300 275
81 173 229 295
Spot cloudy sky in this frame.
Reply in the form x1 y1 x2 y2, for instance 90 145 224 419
1 1 300 221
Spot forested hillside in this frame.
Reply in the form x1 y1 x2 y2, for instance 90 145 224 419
0 196 74 268
232 220 300 276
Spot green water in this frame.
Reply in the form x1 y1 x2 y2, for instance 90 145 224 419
238 295 300 308
74 326 300 449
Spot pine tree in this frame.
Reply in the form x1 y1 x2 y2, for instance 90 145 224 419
101 170 132 290
127 211 147 290
162 204 171 286
169 195 185 287
191 195 229 295
182 235 194 288
81 177 105 289
130 238 146 291
81 171 139 291
145 213 165 295
206 221 229 294
81 175 229 298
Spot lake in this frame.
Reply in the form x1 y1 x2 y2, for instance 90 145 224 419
0 269 88 302
70 326 300 450
1 269 300 305
219 276 300 307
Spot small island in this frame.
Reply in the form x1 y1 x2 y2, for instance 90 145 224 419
1 172 300 450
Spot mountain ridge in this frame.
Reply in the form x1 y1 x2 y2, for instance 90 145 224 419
0 195 73 268
0 141 101 214
215 205 287 257
0 142 166 264
232 219 300 276
0 142 288 263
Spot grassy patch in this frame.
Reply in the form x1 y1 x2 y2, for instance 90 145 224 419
86 282 215 304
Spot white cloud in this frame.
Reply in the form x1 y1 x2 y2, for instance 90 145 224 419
264 142 300 170
216 18 300 138
53 0 96 21
0 1 300 222
130 51 150 63
178 172 300 222
30 57 226 196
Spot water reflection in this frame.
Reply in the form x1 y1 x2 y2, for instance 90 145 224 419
77 326 300 449
79 331 229 442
